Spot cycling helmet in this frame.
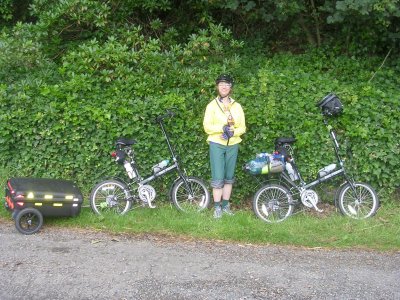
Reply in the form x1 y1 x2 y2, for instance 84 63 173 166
216 74 234 86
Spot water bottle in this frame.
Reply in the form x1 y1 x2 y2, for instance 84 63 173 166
124 161 136 179
152 159 169 174
318 163 336 177
285 162 299 181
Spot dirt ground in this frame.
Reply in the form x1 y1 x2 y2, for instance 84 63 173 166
1 219 399 300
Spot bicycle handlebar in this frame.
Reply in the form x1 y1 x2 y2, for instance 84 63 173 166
155 109 176 123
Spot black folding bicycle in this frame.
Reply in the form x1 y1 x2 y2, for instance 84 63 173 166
250 94 380 223
90 109 210 215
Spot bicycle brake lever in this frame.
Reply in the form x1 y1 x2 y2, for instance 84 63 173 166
166 109 175 118
155 108 176 123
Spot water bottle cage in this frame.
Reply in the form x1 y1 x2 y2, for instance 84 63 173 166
152 159 169 174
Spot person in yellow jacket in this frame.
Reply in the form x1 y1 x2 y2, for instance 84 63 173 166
203 74 246 218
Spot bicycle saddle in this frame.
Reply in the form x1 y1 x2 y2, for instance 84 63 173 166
275 137 296 145
115 137 137 146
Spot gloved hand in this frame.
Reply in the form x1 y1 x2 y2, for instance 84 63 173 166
221 125 234 140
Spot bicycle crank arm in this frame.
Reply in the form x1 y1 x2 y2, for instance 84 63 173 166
311 202 323 212
148 198 156 208
300 190 323 212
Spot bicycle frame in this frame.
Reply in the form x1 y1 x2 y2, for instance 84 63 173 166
276 117 356 202
90 109 211 216
251 94 379 222
121 111 195 202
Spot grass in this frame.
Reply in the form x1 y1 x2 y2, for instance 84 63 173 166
2 197 400 251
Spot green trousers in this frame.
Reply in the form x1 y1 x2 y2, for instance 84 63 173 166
209 142 239 188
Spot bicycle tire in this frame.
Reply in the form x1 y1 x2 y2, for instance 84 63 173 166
15 208 43 235
337 182 379 219
252 184 294 223
90 179 132 215
171 176 210 212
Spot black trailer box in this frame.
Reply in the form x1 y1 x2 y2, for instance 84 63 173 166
5 178 83 217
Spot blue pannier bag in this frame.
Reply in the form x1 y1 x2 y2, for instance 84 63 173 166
244 153 285 175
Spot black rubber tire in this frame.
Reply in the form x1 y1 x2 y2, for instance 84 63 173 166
337 182 379 219
15 208 43 235
171 176 210 212
89 179 132 215
252 184 294 223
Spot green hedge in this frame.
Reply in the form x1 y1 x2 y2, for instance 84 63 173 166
0 25 399 203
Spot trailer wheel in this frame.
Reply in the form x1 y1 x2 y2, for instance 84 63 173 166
15 208 43 235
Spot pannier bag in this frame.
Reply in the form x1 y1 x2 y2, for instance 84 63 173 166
244 152 285 175
5 178 83 217
316 93 343 116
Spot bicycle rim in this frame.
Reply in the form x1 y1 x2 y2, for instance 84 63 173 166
253 184 293 223
171 177 210 212
338 182 379 219
90 180 131 215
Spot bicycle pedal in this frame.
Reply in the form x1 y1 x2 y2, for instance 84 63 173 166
199 196 206 208
348 205 357 215
261 204 269 216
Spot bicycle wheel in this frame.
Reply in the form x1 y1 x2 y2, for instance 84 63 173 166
252 184 293 223
337 182 379 219
171 176 210 212
15 208 43 235
90 179 132 215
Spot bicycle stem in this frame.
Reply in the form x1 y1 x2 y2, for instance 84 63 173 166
158 119 177 160
324 119 357 192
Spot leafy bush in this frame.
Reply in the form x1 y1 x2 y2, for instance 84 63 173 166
234 52 400 202
0 23 398 204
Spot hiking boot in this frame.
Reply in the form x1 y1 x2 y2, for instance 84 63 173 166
213 206 222 219
222 204 234 216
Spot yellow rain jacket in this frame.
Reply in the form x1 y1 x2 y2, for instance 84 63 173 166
203 97 246 145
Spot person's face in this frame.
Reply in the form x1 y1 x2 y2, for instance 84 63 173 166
217 81 232 98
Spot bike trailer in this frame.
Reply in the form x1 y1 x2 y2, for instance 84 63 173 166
5 177 83 217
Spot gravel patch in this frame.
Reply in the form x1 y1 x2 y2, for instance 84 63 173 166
1 220 399 299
